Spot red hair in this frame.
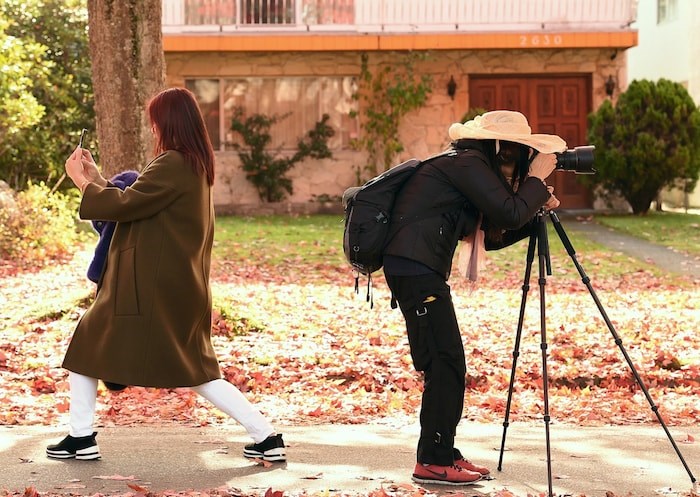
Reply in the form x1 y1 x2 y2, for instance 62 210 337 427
147 87 215 185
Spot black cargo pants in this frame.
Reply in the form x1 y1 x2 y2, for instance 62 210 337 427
385 272 466 466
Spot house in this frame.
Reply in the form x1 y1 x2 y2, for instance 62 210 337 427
627 0 700 210
161 0 638 213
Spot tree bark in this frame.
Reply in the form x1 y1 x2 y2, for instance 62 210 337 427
87 0 165 178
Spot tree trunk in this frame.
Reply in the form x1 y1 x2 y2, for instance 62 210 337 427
87 0 165 178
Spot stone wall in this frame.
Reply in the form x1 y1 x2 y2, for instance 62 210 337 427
166 48 626 213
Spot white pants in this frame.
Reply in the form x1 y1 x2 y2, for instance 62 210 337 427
68 372 274 443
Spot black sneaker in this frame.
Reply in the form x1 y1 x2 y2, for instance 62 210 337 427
243 433 286 462
103 381 128 391
46 432 101 460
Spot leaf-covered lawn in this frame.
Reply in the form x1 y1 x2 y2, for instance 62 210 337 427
2 246 698 430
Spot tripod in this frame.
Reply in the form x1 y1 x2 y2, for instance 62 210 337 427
496 209 697 497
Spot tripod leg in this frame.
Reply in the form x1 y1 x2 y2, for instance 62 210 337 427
498 229 537 471
535 213 555 497
549 211 697 488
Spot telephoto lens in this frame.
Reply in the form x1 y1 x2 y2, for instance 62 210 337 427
555 145 595 174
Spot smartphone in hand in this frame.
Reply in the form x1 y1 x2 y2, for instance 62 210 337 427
78 128 87 149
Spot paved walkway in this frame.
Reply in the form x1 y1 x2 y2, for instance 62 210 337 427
557 213 700 280
2 423 698 496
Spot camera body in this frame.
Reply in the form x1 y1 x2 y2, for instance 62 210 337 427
555 145 595 174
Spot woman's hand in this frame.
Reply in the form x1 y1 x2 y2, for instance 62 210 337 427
529 152 557 181
65 147 87 189
543 186 561 210
80 149 107 187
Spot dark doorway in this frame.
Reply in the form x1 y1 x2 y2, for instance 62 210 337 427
469 75 593 209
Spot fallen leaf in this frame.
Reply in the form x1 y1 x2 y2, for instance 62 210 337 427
492 490 517 497
264 488 284 497
127 483 151 493
369 488 391 497
679 434 695 444
254 458 273 468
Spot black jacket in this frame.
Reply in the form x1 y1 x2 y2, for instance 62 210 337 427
383 146 550 280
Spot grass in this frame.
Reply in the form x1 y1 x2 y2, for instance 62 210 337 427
209 213 698 281
213 214 345 265
593 211 700 256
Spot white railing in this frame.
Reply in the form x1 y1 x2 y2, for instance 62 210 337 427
162 0 638 33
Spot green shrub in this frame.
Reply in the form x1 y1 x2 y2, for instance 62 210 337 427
351 52 433 178
0 181 86 267
586 79 700 214
0 0 95 191
229 107 334 202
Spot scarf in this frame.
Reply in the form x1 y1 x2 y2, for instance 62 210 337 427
457 214 486 282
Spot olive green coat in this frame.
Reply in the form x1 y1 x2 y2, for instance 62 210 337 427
62 150 221 387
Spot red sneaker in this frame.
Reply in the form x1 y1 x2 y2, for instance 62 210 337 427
412 463 482 485
454 456 491 476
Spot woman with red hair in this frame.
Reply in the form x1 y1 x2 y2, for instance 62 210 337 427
49 87 285 464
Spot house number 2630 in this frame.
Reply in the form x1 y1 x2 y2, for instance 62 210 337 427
519 34 563 47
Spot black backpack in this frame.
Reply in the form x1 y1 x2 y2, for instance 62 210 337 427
341 150 458 305
342 158 420 276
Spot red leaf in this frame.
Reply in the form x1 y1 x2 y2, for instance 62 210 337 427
253 458 273 468
22 487 39 497
32 375 56 394
679 433 695 444
307 405 324 417
264 488 284 497
127 483 150 493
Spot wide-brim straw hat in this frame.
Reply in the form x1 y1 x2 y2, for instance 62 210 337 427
448 110 567 154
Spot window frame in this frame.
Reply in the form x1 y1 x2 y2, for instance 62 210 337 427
186 76 358 152
657 0 678 24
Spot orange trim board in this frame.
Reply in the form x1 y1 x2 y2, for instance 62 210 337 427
163 31 637 52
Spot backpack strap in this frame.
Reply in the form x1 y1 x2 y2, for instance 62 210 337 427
389 148 459 224
385 147 475 240
353 270 375 308
399 145 489 228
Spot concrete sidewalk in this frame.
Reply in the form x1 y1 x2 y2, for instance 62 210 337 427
2 423 698 496
557 213 700 279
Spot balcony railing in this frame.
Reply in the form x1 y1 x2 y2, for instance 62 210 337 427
162 0 638 33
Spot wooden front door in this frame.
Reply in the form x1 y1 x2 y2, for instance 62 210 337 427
469 75 592 209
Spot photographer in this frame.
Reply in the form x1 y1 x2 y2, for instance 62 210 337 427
383 110 564 485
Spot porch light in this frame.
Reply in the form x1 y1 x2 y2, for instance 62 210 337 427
447 76 457 100
605 75 616 98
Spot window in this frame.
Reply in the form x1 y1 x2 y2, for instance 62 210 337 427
657 0 678 23
241 0 295 24
183 0 295 25
186 76 358 151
